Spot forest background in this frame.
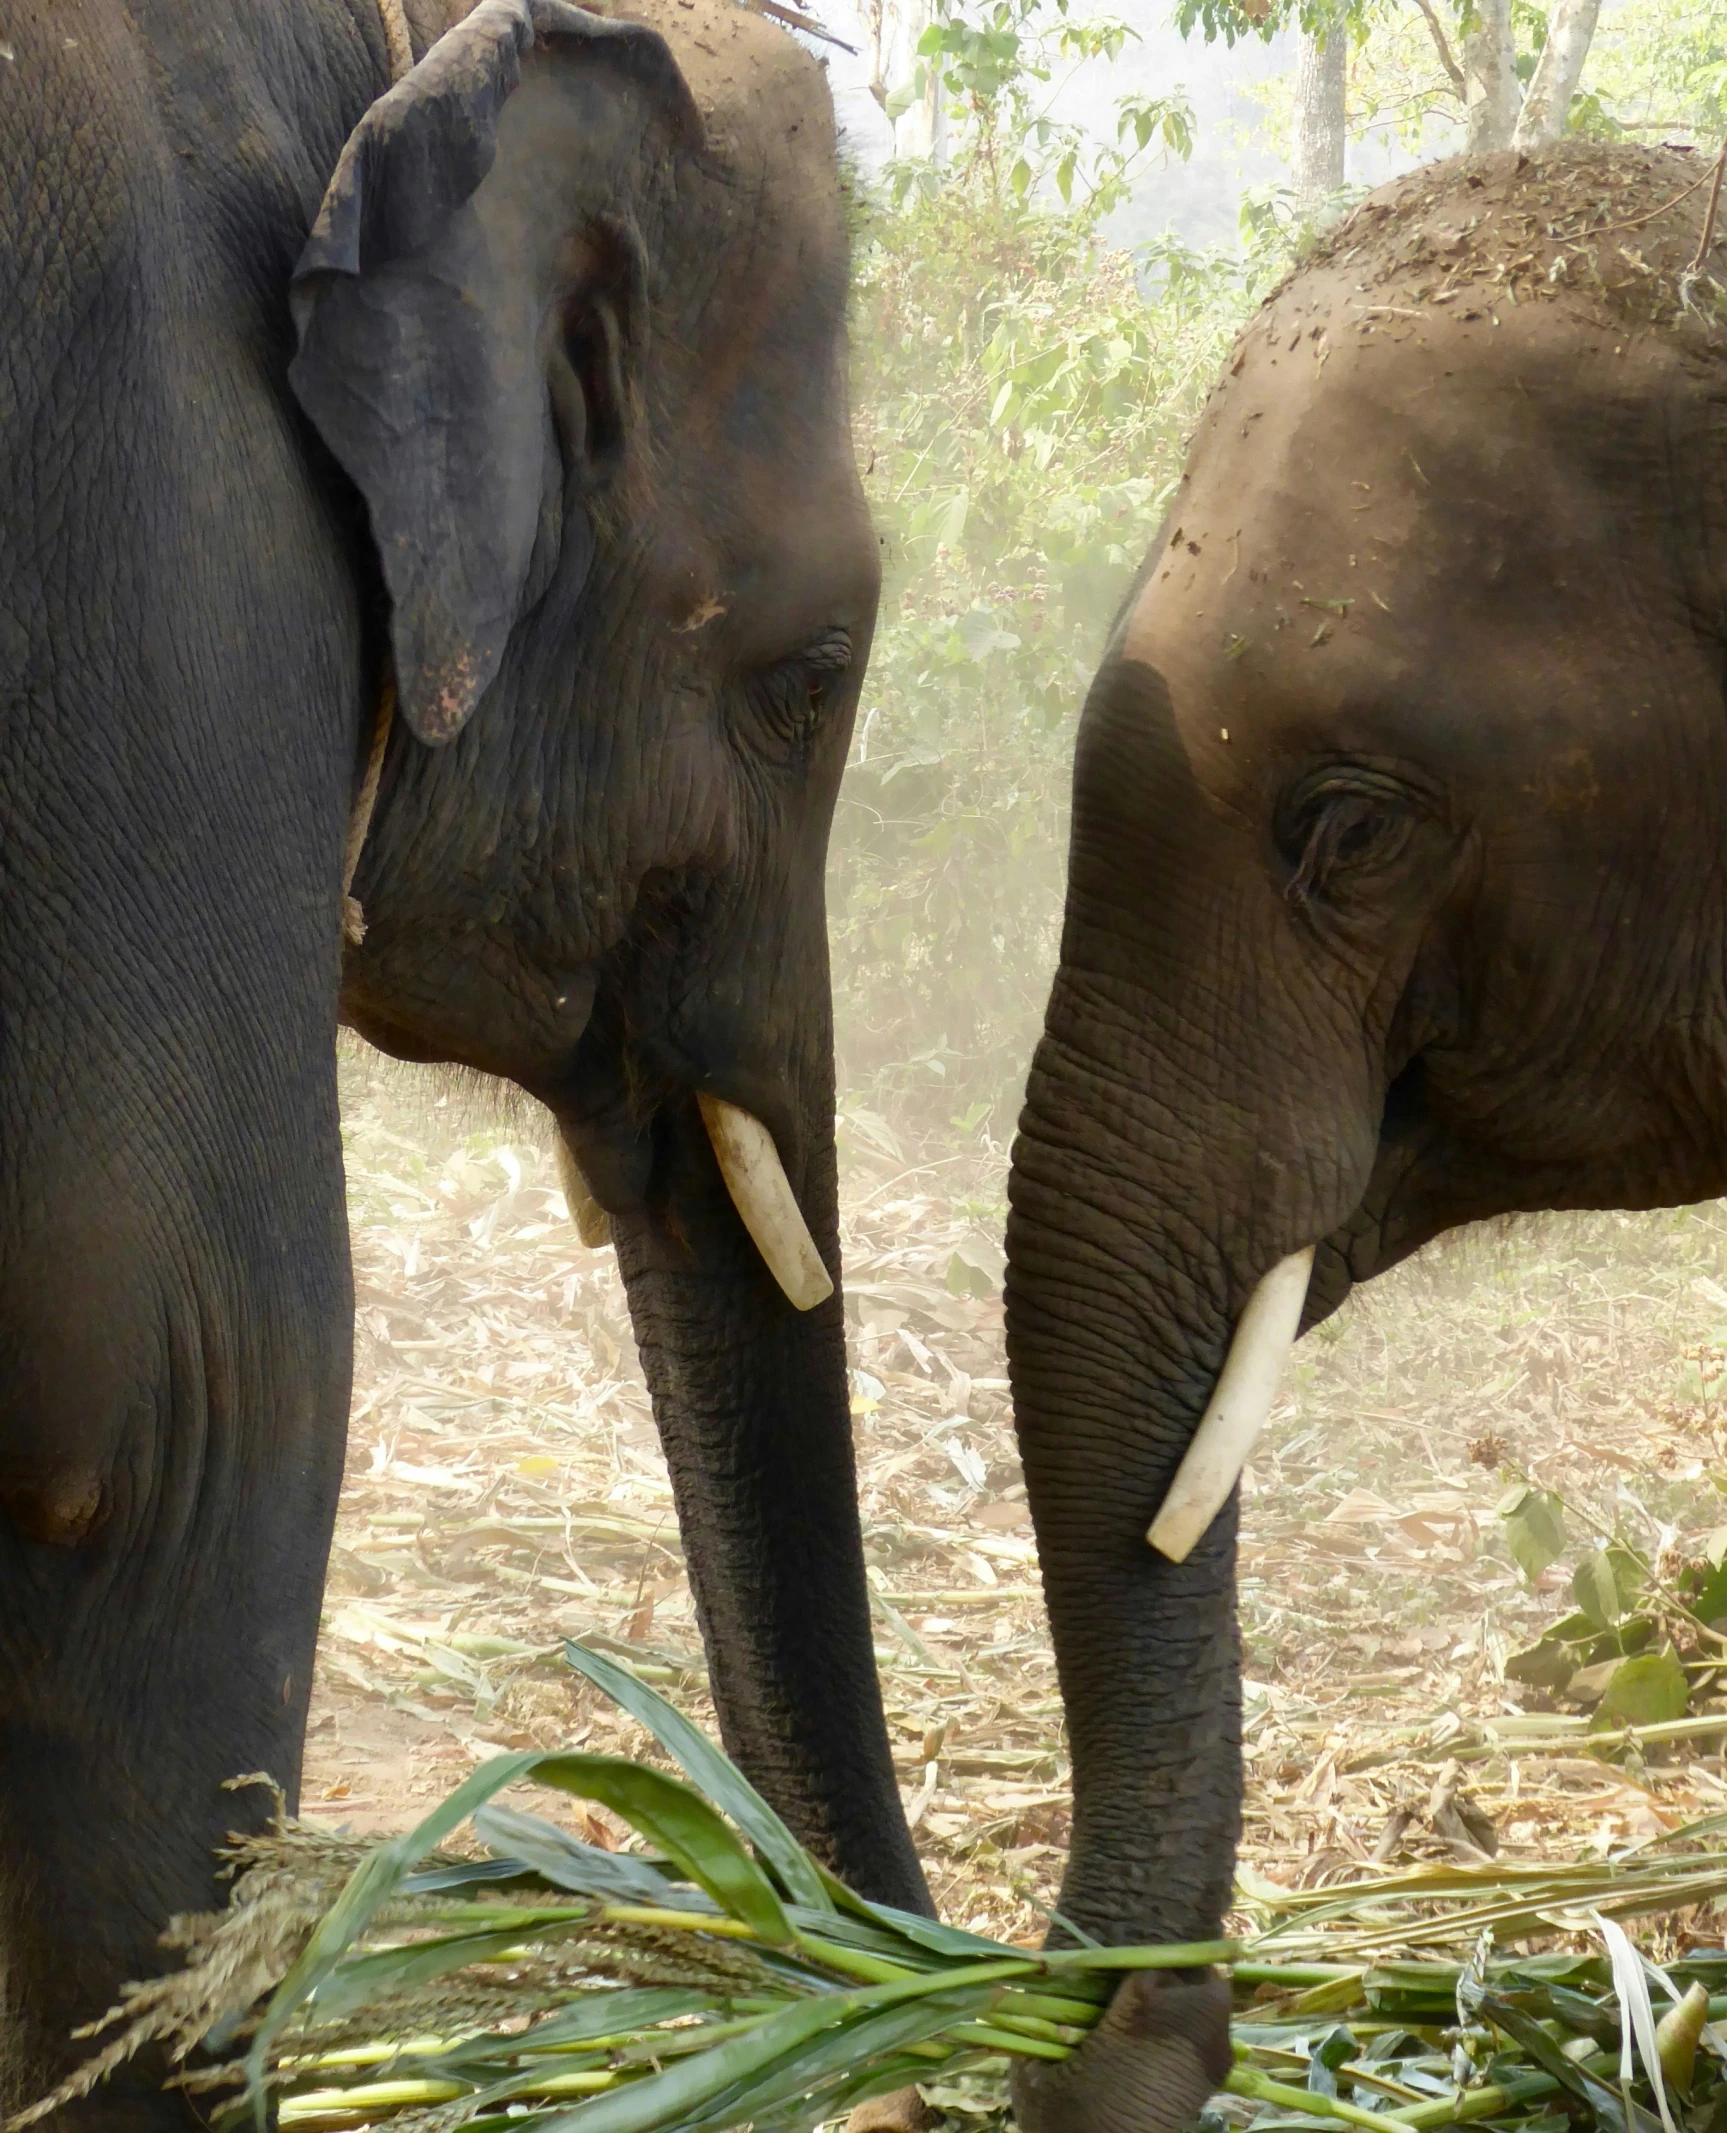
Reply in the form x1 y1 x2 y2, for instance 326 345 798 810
828 0 1727 1167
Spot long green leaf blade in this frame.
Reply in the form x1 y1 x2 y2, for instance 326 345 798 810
563 1643 833 1912
522 1959 1034 2133
474 1803 717 1913
527 1755 791 1944
672 1984 1005 2132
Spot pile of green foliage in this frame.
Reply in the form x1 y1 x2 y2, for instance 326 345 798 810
828 6 1277 1144
44 1643 1727 2133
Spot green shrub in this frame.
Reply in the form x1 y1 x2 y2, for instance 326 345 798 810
832 126 1278 1142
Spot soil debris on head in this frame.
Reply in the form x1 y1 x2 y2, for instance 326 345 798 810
1267 141 1727 349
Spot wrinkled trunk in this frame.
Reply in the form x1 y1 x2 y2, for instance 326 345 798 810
609 1002 928 1913
1007 1036 1247 1946
1003 677 1382 1954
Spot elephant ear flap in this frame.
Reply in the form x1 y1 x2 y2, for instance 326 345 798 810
289 0 698 744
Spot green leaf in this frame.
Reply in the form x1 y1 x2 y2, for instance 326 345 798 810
562 1642 832 1913
524 1962 1030 2133
1477 1992 1664 2133
1500 1487 1567 1583
1690 1553 1727 1625
1598 1648 1691 1726
1506 1631 1584 1692
946 1230 1005 1295
807 1883 1025 1965
669 1985 1007 2133
1573 1547 1624 1630
245 1746 793 2116
474 1801 717 1912
530 1754 793 1942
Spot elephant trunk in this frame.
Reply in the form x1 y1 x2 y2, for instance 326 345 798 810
603 1000 927 1913
1003 909 1382 2129
1006 1020 1255 1956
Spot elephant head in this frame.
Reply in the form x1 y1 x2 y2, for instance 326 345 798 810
0 0 918 2114
288 0 927 1912
1004 143 1727 2126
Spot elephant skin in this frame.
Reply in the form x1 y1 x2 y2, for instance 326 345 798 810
1005 143 1727 2128
0 0 924 2115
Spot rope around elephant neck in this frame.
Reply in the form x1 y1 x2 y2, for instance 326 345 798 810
339 5 414 950
375 0 415 83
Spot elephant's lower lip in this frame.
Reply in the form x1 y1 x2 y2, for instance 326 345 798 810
552 1113 656 1217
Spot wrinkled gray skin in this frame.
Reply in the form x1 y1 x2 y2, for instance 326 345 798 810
0 0 927 2115
1005 144 1727 2129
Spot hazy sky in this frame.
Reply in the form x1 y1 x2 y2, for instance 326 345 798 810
815 0 1454 249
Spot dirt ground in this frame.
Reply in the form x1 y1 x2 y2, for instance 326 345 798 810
304 1041 1727 1947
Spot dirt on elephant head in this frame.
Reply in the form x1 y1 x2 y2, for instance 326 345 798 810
1269 140 1727 353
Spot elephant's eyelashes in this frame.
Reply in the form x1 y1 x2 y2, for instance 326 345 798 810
741 628 853 762
1275 762 1445 910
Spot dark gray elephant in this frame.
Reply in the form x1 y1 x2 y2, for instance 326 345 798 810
1 0 927 2113
1004 142 1727 2128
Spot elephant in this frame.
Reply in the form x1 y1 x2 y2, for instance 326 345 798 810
1002 141 1727 2129
0 0 929 2113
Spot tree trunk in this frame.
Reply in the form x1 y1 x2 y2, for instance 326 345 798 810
1292 28 1346 207
870 0 946 162
1512 0 1602 148
1464 0 1521 152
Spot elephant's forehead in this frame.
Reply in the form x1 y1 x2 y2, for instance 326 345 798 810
1119 294 1693 779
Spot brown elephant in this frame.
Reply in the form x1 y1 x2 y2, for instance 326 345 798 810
1003 142 1727 2127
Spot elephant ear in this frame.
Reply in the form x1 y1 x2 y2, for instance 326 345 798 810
289 0 700 744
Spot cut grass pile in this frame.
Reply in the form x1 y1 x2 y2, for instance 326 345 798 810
30 1644 1727 2133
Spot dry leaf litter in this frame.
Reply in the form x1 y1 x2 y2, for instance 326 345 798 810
310 1043 1727 1967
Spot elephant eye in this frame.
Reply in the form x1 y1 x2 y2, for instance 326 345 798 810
1275 762 1437 908
743 628 853 761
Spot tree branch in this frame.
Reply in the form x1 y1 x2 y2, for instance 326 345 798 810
1409 0 1465 98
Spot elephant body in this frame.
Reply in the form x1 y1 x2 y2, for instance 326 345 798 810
1006 143 1727 2128
1 0 924 2112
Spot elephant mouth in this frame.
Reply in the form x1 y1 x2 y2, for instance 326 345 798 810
345 927 833 1312
546 988 834 1313
556 1095 832 1311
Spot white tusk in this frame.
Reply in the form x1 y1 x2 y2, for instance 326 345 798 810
1147 1246 1315 1564
555 1138 614 1250
697 1093 835 1312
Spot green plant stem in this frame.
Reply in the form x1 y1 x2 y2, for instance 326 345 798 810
1386 2072 1562 2126
977 2009 1090 2045
1048 1938 1240 1972
788 1933 924 1984
1223 2066 1404 2129
942 2021 1071 2059
1232 1961 1365 1986
597 1905 763 1940
994 1986 1111 2023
